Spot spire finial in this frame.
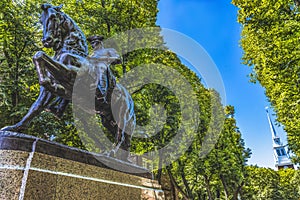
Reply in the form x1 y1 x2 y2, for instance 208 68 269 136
265 106 277 138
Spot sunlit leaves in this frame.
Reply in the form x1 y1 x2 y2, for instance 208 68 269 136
241 166 300 199
232 0 300 162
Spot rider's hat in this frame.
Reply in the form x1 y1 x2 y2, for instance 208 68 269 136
87 35 104 43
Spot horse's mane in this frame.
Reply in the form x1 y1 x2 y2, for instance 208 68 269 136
59 12 88 57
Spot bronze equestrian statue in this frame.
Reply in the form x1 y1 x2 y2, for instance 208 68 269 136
1 4 135 161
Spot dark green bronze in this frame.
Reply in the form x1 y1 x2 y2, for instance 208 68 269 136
1 4 135 161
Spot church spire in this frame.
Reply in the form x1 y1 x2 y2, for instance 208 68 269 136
266 107 280 146
265 107 294 170
266 108 277 138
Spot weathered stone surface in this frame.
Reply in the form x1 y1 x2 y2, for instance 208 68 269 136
0 169 23 200
0 131 165 200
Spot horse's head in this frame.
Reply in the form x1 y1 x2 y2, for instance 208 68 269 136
40 4 64 50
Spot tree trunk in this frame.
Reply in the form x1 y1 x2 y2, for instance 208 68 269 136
157 150 163 184
166 166 189 200
204 175 213 200
169 172 177 200
4 40 16 124
180 170 193 199
177 160 194 199
101 0 111 34
233 182 243 200
220 174 229 199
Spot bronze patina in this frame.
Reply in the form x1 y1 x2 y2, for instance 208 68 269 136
1 4 135 161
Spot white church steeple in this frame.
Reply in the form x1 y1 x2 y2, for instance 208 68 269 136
266 107 294 170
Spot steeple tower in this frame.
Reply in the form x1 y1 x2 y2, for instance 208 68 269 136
266 107 294 170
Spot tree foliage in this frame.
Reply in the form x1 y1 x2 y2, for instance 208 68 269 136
0 0 40 127
3 1 297 199
232 0 300 162
241 166 300 200
167 105 251 200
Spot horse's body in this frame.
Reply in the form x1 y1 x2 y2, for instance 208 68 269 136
1 4 135 161
2 4 86 130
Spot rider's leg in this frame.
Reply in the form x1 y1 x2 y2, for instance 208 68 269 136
114 114 130 161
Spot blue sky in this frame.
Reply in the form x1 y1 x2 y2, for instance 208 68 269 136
156 0 289 169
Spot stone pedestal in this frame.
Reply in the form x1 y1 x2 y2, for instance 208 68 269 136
0 131 165 200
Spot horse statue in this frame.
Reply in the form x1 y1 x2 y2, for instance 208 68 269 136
1 4 136 161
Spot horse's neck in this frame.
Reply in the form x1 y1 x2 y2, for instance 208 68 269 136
59 15 88 57
62 33 87 56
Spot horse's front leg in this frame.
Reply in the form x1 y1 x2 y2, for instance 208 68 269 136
34 51 79 79
33 51 76 99
33 51 51 86
1 87 55 132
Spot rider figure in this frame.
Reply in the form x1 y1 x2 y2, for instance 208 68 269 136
47 35 120 118
87 35 121 65
87 35 120 97
87 35 104 50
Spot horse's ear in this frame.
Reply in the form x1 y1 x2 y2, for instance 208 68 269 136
55 4 63 11
41 4 52 10
40 4 47 10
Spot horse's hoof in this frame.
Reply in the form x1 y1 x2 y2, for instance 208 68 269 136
33 51 44 60
103 150 115 158
109 150 116 157
1 125 19 132
103 151 109 157
45 107 62 119
116 152 131 162
39 77 51 86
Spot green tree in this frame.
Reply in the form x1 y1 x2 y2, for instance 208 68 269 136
279 168 300 200
0 0 40 128
241 166 300 200
212 105 251 199
167 104 251 200
241 166 283 200
0 2 270 200
232 0 300 163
